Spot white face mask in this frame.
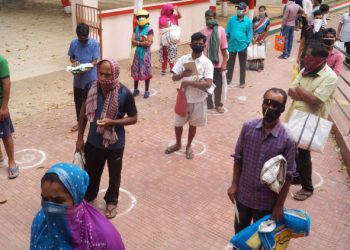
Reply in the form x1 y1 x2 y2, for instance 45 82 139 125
313 19 322 32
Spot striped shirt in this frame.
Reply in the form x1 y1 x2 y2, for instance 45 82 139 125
232 118 296 210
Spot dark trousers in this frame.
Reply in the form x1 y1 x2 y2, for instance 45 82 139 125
74 87 84 121
345 41 350 65
207 68 223 109
234 200 272 234
227 49 247 85
296 148 314 192
84 142 124 204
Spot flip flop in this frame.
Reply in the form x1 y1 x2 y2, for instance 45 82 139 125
293 189 313 201
8 166 19 179
105 203 118 219
185 148 194 160
165 144 181 154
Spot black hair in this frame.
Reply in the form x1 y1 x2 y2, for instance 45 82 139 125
310 42 329 58
191 32 207 43
315 0 322 4
313 10 323 17
205 9 216 18
263 88 288 105
41 173 70 196
76 23 89 37
259 5 268 17
324 27 336 37
319 4 330 13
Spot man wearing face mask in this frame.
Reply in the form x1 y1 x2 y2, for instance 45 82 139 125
323 28 344 76
279 0 304 59
201 10 228 113
68 23 100 132
297 10 324 69
337 7 350 68
227 88 296 234
226 2 252 88
285 43 337 201
319 4 329 28
165 32 213 160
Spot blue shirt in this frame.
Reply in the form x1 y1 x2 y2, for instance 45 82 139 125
68 38 100 89
226 16 253 53
86 84 137 150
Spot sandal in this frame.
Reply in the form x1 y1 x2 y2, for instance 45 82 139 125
8 166 19 179
216 106 225 114
105 203 118 219
185 148 194 160
293 189 313 201
165 144 181 154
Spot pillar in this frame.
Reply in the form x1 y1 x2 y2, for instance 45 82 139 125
248 0 254 19
221 0 228 17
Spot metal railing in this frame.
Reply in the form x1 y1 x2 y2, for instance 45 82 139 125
76 4 103 58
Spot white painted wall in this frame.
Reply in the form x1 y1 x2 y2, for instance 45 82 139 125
102 1 209 60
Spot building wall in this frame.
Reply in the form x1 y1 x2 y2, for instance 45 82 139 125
101 0 209 60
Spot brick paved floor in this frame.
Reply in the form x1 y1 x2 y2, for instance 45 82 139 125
1 13 350 250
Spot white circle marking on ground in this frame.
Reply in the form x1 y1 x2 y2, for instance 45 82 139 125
289 170 324 197
14 149 46 170
98 188 137 218
131 88 158 97
167 139 207 156
207 107 229 115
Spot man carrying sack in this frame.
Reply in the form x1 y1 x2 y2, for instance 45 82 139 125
285 43 337 201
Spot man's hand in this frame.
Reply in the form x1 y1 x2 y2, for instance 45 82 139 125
182 68 193 78
72 60 80 67
227 184 238 204
221 63 227 72
97 118 113 126
271 203 284 222
76 138 85 153
0 107 9 121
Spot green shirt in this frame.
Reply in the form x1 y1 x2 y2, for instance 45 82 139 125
285 65 338 122
0 55 10 106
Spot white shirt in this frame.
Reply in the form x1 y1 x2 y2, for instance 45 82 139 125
340 12 350 42
303 0 313 18
172 54 214 103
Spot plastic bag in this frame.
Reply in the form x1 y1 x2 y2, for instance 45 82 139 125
274 34 285 52
286 110 333 153
73 152 86 169
292 64 300 81
221 70 227 103
248 44 266 60
174 88 187 117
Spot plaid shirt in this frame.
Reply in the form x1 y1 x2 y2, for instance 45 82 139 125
232 118 296 211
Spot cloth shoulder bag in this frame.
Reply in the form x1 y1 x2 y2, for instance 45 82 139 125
274 33 285 52
160 25 181 46
286 109 333 153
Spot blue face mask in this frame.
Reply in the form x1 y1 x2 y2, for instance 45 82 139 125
41 201 72 248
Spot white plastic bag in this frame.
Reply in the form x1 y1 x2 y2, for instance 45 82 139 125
160 25 181 46
260 155 286 194
221 70 227 103
247 44 266 60
73 152 86 169
286 110 333 153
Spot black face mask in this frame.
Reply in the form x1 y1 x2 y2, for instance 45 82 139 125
322 37 335 47
191 44 205 54
262 99 285 123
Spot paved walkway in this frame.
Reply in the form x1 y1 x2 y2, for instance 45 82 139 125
0 8 350 250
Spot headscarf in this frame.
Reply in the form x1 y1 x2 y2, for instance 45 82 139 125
159 3 179 27
30 163 125 250
86 59 120 148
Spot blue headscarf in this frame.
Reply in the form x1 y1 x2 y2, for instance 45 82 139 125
135 23 150 65
30 163 125 250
